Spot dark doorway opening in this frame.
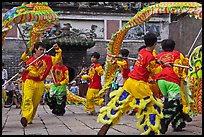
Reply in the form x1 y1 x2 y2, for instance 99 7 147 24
67 66 75 82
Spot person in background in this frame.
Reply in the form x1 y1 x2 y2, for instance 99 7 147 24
115 69 124 89
69 81 79 95
2 62 8 85
4 81 20 109
112 49 130 84
78 65 89 97
40 73 53 105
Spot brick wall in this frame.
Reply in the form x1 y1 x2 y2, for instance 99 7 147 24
169 16 202 55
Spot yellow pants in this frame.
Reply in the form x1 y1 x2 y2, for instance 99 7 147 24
84 88 104 112
123 78 153 99
21 79 44 123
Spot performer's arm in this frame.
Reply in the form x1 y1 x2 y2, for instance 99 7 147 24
21 51 30 62
116 60 128 68
81 74 91 80
95 65 104 76
180 53 189 66
51 44 62 65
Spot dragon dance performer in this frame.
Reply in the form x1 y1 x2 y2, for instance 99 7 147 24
172 50 192 122
106 49 131 105
154 39 190 134
112 49 130 83
78 52 104 115
129 45 162 116
19 42 62 127
46 57 69 116
97 33 166 135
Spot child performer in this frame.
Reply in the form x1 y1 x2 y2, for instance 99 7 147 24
79 52 104 115
113 49 130 83
47 57 69 116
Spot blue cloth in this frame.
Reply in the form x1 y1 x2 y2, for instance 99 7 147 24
70 86 79 95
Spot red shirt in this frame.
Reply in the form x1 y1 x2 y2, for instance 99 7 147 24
128 48 155 82
121 59 130 79
89 63 102 90
25 55 53 81
21 72 28 83
155 51 181 85
52 64 68 83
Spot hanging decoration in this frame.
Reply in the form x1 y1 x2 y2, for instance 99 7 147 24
186 45 202 115
2 2 60 52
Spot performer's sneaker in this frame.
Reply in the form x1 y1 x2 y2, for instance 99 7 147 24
183 113 192 122
160 120 168 134
148 131 155 135
97 124 111 135
88 111 98 116
20 117 28 127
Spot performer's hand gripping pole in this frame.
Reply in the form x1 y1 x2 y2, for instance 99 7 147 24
68 63 94 85
109 54 137 61
163 62 193 71
2 46 54 87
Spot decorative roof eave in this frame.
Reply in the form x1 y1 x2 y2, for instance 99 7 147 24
42 36 95 50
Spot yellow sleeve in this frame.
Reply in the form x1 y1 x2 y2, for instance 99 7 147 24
152 49 158 57
116 60 127 68
180 53 189 66
81 74 91 80
174 58 187 79
147 60 157 77
51 48 62 65
59 70 69 86
95 66 104 76
21 52 30 62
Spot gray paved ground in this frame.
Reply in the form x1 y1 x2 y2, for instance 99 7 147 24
2 104 202 135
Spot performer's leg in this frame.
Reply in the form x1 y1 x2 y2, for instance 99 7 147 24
55 93 66 116
171 102 186 131
84 88 96 113
97 124 111 135
21 79 36 127
160 99 181 134
30 82 44 122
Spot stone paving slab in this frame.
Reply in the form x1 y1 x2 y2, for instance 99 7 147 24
2 104 202 135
